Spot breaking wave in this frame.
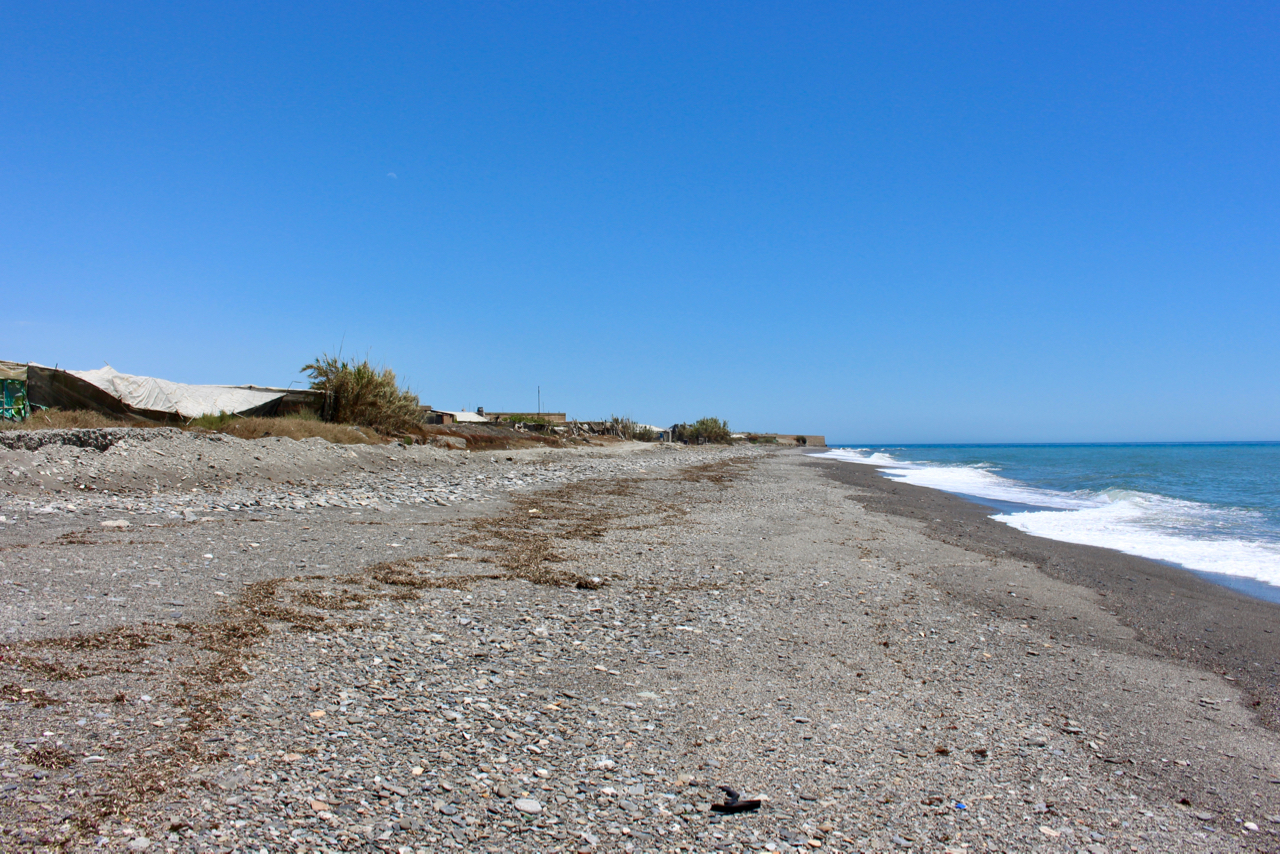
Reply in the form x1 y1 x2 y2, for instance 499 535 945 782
820 448 1280 588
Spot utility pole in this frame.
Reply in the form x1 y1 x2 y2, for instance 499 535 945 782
537 386 541 417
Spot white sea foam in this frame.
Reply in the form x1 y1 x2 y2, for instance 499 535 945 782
819 448 1280 588
820 448 1093 509
994 498 1280 586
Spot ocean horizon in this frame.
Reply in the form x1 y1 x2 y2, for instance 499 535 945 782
820 442 1280 602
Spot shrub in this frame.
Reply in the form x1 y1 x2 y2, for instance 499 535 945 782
673 417 731 444
302 354 421 435
187 411 237 430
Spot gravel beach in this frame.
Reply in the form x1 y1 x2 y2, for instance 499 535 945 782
1 433 1278 853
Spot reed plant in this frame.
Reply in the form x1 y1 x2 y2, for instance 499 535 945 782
610 415 656 441
302 353 421 435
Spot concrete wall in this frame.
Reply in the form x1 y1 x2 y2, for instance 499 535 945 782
487 412 568 424
744 433 826 447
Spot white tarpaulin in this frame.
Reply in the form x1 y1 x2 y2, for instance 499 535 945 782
0 360 27 382
68 365 285 419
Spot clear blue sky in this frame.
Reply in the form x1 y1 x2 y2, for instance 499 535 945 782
3 2 1277 443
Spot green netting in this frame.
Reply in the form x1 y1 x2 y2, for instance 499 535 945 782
1 379 29 421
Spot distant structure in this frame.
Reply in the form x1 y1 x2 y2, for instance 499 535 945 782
739 433 826 447
419 406 489 425
485 411 568 424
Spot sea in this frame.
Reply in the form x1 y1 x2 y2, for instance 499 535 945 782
819 444 1280 603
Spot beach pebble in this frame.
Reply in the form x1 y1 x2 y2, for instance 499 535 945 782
3 440 1275 854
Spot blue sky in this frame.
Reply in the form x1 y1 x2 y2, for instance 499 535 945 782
3 2 1277 442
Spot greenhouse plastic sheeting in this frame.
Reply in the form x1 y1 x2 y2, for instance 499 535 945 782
68 365 285 419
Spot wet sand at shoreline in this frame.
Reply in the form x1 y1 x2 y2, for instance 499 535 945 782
809 455 1280 730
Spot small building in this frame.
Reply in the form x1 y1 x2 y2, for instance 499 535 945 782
420 408 490 425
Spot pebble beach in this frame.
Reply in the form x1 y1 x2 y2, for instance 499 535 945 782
1 434 1278 852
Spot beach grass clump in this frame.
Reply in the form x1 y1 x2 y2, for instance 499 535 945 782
302 353 421 435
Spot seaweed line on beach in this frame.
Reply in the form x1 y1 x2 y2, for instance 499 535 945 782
0 454 756 849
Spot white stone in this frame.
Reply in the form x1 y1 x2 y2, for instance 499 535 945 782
513 798 542 814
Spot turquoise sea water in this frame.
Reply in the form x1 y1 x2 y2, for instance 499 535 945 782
820 444 1280 599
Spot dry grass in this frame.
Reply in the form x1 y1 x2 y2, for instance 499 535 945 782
0 683 62 708
212 415 383 445
408 423 562 451
460 477 656 588
0 612 259 840
0 408 385 444
0 408 133 431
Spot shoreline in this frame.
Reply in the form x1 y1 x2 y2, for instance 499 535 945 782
938 489 1280 608
807 454 1280 731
